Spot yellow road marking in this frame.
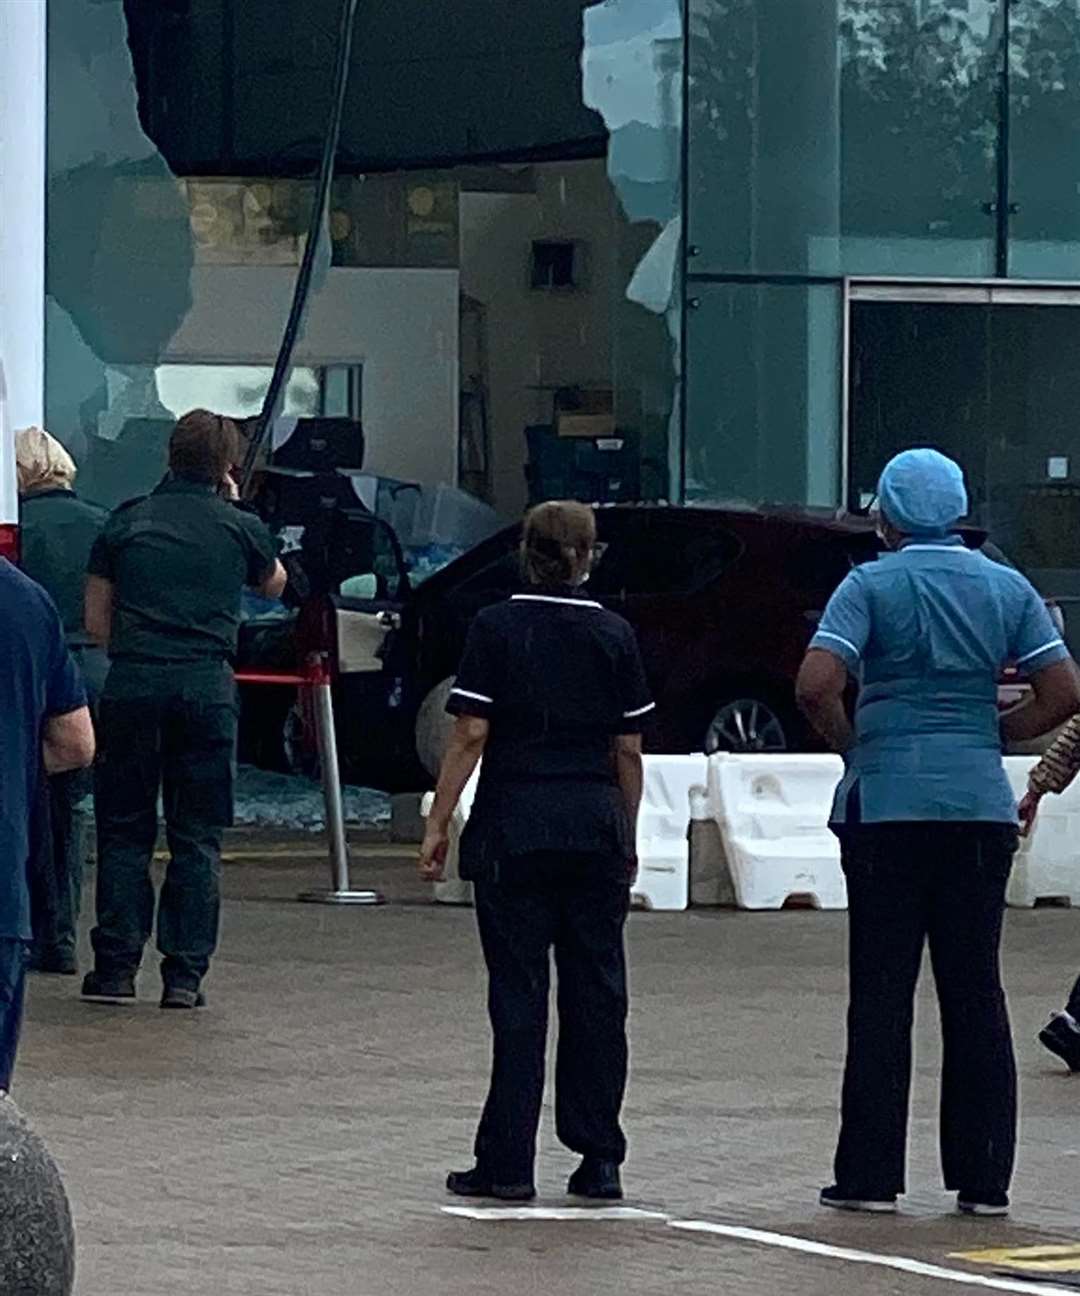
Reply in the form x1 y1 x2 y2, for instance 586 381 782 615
952 1244 1080 1273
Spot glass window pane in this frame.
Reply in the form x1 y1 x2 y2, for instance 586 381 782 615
687 0 1000 277
684 282 842 505
151 364 321 419
1008 0 1080 278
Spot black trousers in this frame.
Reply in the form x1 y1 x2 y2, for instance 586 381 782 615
92 666 237 991
835 822 1018 1198
29 767 90 960
472 854 630 1186
29 645 106 962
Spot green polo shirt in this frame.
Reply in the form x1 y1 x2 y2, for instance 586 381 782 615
88 476 278 667
19 488 107 645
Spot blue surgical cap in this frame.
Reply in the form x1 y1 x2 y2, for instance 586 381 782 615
877 449 969 538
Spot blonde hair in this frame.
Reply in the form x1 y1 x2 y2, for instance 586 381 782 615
521 500 596 587
15 427 77 495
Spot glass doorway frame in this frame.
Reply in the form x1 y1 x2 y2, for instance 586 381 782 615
841 277 1080 509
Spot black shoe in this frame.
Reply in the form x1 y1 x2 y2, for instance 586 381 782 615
567 1158 623 1200
1039 1012 1080 1072
29 949 78 976
820 1184 897 1214
958 1191 1009 1218
81 971 136 1004
160 986 207 1010
445 1167 536 1201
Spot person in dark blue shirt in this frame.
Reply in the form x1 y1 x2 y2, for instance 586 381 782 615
420 501 653 1203
0 559 94 1092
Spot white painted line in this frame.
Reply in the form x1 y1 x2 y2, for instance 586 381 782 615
444 1204 1064 1292
442 1206 670 1223
669 1221 1064 1296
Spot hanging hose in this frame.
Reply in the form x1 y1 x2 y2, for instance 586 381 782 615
239 0 361 493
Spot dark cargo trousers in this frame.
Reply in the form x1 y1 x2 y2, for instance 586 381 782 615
91 664 238 993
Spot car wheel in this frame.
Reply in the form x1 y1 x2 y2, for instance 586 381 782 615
416 677 456 779
704 696 790 755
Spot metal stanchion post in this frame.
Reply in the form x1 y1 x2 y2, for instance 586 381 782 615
298 655 384 905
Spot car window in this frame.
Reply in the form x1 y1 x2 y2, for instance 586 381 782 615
589 514 741 598
784 534 870 599
453 542 525 598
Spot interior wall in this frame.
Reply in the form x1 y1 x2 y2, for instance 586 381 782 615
164 266 460 488
460 159 618 515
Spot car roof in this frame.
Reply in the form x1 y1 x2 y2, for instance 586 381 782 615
587 501 878 538
413 502 990 597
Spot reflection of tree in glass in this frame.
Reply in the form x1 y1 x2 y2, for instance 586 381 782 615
688 1 1014 248
687 0 759 266
839 1 998 239
1009 0 1080 242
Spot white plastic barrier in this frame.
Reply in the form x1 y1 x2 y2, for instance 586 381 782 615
422 767 480 905
424 756 705 911
706 753 847 910
632 755 708 911
1004 756 1080 908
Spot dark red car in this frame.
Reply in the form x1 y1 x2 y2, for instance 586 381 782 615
239 502 1057 791
242 504 881 789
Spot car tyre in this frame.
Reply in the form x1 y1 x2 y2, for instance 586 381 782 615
704 694 792 755
416 677 457 779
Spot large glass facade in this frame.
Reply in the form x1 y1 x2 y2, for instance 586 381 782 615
36 0 1080 533
683 0 1080 511
43 0 683 526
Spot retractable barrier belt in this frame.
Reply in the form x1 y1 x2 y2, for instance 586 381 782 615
235 656 383 906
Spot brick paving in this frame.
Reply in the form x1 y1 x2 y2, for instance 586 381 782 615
14 833 1080 1295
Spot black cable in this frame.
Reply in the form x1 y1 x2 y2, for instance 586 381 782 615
239 0 361 493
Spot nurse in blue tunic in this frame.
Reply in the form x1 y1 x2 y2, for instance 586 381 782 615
797 449 1079 1219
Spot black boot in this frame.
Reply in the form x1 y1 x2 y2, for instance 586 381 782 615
1039 1012 1080 1072
567 1158 623 1200
446 1166 536 1201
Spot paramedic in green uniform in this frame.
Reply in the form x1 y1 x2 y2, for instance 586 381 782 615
81 410 286 1009
16 427 107 975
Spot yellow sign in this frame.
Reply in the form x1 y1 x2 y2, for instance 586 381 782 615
953 1244 1080 1273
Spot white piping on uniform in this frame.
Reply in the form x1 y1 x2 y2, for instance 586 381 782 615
450 687 494 704
901 544 975 554
623 702 656 718
815 631 860 658
1018 637 1065 665
510 594 603 610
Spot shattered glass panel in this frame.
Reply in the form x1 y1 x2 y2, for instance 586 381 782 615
45 0 195 509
